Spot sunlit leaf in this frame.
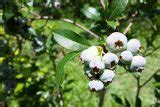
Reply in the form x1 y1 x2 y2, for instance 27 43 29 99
82 6 101 21
53 29 90 51
55 51 81 89
108 0 128 20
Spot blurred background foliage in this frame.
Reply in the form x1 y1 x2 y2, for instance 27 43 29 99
0 0 160 107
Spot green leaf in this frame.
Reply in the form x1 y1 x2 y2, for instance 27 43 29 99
53 29 90 51
111 94 123 105
108 0 128 20
14 83 24 93
55 51 81 88
106 20 119 29
125 98 130 107
82 5 101 21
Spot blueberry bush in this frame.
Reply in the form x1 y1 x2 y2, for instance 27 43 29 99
0 0 160 107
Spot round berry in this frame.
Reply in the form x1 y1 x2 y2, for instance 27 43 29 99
89 58 105 70
88 80 104 91
130 55 146 72
80 46 102 62
106 32 127 52
120 51 133 62
102 53 119 69
127 39 141 55
100 69 115 83
54 1 61 8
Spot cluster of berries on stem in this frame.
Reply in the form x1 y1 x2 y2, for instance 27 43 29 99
80 32 146 92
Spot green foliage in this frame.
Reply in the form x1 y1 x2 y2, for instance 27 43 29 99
0 0 160 107
107 0 128 20
53 29 90 51
55 51 81 89
82 5 101 21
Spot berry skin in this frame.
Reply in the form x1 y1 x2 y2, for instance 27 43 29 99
54 1 61 8
130 55 146 72
88 80 104 91
120 51 133 62
102 53 119 69
106 32 127 52
80 46 102 63
100 69 115 83
127 39 141 55
89 58 105 70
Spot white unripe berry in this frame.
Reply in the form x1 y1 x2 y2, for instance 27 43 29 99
130 55 146 71
106 32 127 52
80 46 102 62
102 53 119 68
120 51 133 62
127 39 141 55
89 58 105 70
54 1 61 8
100 69 115 83
88 80 104 91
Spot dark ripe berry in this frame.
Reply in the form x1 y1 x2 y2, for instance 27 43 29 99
4 16 27 35
5 80 16 92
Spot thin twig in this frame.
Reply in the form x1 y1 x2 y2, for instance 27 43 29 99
123 22 133 35
29 11 100 39
29 11 53 19
100 0 105 10
62 18 100 39
140 69 160 88
132 73 138 79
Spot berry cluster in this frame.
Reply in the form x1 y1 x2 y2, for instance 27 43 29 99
80 32 146 92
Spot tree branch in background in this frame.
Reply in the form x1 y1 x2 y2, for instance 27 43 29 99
100 0 105 10
123 22 133 35
29 11 100 39
62 18 100 39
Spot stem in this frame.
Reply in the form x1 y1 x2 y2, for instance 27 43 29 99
123 22 133 35
140 69 160 88
29 11 100 39
100 0 105 10
62 18 100 39
135 75 141 107
46 50 64 107
57 89 64 107
98 88 107 107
